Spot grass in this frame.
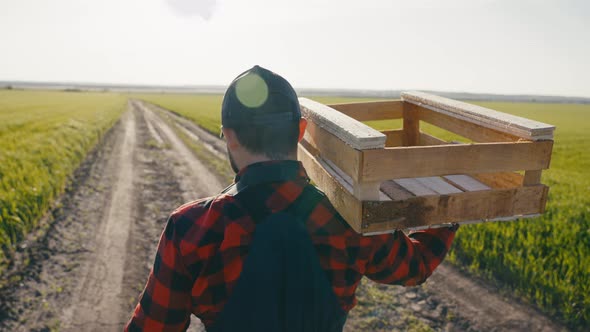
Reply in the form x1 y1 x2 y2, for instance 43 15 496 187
0 90 127 269
139 93 589 329
133 94 224 135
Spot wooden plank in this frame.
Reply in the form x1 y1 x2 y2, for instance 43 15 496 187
419 132 447 146
364 213 542 234
361 185 548 232
419 106 519 142
299 98 386 150
523 170 543 186
303 119 362 182
472 172 523 189
361 140 554 182
402 91 555 141
403 102 420 146
444 175 491 191
323 158 386 201
382 129 406 147
319 159 354 193
297 143 363 232
328 100 403 122
380 180 415 200
394 178 437 196
416 177 463 194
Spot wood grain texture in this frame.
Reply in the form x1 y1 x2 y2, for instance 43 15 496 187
403 102 420 146
402 91 555 141
303 119 362 181
380 180 415 200
419 132 448 146
362 185 548 231
328 100 403 122
444 175 491 191
394 178 438 196
382 129 406 147
416 177 464 194
299 98 386 150
523 170 543 186
297 143 363 232
472 172 524 189
419 106 520 142
361 140 554 182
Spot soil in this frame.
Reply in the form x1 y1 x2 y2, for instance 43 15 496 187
0 102 567 331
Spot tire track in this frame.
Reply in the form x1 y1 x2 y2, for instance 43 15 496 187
137 101 224 201
60 108 137 331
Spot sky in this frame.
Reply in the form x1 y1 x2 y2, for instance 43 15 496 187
0 0 589 97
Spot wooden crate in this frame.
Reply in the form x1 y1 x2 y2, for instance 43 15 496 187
297 91 555 235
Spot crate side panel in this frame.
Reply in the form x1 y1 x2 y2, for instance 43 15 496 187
328 100 403 122
362 185 547 232
402 91 555 140
299 97 386 150
361 141 553 182
297 143 363 232
304 119 362 181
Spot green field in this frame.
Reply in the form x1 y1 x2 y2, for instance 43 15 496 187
0 90 127 268
139 94 590 329
1 90 588 328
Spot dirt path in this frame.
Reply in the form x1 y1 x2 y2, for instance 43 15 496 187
0 100 566 332
59 109 137 330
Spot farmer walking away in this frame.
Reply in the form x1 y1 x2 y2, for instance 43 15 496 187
125 65 459 331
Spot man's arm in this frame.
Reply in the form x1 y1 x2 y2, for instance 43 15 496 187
365 226 457 286
125 214 194 332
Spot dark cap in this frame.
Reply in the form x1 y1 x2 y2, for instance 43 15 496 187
221 65 301 128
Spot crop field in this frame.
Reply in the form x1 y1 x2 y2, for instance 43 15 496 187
139 94 590 329
0 90 127 269
1 90 587 329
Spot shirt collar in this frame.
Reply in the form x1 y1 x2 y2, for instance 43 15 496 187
234 160 309 190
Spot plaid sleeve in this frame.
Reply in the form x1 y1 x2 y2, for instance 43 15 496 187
125 214 194 332
365 226 457 286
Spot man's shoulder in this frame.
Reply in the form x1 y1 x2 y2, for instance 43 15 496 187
169 193 235 226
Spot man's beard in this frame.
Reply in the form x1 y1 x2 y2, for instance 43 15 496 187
227 147 240 174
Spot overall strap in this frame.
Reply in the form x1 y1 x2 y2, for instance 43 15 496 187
284 184 325 223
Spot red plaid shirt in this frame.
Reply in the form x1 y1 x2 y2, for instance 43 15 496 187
126 160 457 331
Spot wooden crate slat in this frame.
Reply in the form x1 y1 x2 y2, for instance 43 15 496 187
298 143 363 231
328 100 403 122
419 106 519 142
416 177 464 194
363 213 542 234
322 158 390 201
523 170 543 186
380 180 415 200
444 175 491 191
394 178 438 196
382 129 406 147
362 140 553 182
362 185 548 231
303 119 362 182
402 91 555 141
472 172 523 189
419 132 448 146
299 98 386 150
403 102 420 146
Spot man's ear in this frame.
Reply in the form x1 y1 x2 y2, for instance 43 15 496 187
222 127 240 149
298 118 308 142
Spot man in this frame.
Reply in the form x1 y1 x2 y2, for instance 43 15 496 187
126 65 458 331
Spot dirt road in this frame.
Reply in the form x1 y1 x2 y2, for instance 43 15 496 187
0 101 566 331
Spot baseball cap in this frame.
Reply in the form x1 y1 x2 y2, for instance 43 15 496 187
221 65 301 128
